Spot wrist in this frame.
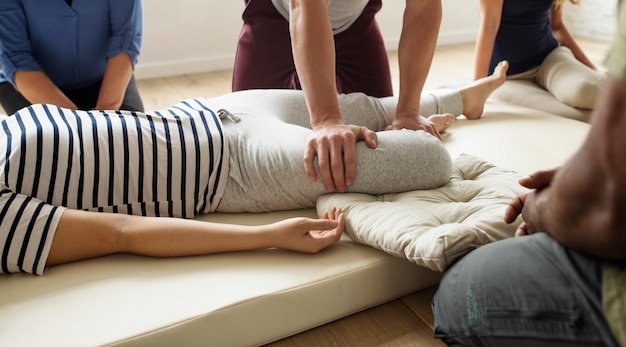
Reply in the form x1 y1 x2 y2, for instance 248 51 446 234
310 113 345 129
394 110 421 122
395 100 420 120
257 223 281 249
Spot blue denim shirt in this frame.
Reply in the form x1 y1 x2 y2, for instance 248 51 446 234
0 0 142 89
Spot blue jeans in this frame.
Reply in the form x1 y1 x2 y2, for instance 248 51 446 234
432 233 619 347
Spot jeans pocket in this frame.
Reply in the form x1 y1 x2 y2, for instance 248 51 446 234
487 308 582 331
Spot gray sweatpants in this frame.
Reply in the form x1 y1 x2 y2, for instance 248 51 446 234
205 89 460 213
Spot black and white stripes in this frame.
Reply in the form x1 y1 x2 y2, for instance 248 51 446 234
0 99 229 274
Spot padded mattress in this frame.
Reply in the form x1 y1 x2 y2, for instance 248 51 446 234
0 100 591 346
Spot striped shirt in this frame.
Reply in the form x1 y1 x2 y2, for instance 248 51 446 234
0 99 229 275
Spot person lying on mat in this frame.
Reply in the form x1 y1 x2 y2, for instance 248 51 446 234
0 67 507 275
433 2 626 345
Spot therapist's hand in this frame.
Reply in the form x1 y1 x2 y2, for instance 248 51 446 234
304 122 377 193
386 113 443 141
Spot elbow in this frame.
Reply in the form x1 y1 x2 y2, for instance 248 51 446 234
480 18 501 37
599 171 626 232
590 188 626 260
287 1 306 34
605 191 626 237
404 1 442 23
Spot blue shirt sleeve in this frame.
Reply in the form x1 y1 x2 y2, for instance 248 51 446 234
0 0 44 85
108 0 143 66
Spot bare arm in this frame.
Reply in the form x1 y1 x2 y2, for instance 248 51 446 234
14 71 78 109
549 4 598 71
388 0 443 140
520 75 626 260
289 0 377 193
473 0 502 80
95 53 134 110
289 0 341 129
47 207 345 266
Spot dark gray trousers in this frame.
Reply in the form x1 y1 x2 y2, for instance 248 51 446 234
432 233 619 347
0 76 144 115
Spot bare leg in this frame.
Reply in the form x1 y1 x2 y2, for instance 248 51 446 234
461 60 509 120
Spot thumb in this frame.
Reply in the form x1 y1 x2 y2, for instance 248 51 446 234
357 127 377 148
519 168 557 189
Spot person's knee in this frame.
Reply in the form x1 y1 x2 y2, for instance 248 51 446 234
349 129 451 194
372 130 451 190
432 242 513 345
432 276 463 344
432 235 586 346
560 77 603 110
432 249 481 344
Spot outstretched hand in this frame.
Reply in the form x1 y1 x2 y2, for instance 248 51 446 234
304 123 377 193
272 207 345 253
504 168 559 236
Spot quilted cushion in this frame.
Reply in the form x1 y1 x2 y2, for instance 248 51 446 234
316 153 529 272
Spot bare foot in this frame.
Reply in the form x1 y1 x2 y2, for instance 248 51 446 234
460 60 509 120
427 113 455 133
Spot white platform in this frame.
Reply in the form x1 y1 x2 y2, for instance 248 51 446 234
0 100 591 347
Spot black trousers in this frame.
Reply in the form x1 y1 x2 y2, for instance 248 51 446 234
0 76 144 115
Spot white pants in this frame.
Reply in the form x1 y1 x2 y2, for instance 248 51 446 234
509 46 605 110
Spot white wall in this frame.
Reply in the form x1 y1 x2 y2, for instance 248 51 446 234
376 1 480 50
563 0 617 41
137 0 244 79
135 0 480 79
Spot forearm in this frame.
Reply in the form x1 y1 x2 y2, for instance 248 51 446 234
47 209 272 266
96 53 134 110
121 216 271 257
553 31 597 70
473 29 497 79
474 0 502 79
396 0 441 119
534 75 626 259
290 0 343 128
550 6 597 70
14 71 77 109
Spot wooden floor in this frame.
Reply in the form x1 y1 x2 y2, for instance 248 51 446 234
135 38 609 347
